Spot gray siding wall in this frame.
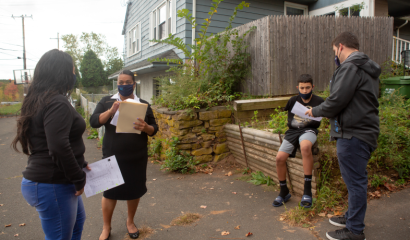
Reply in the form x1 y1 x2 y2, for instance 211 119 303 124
309 0 346 11
186 0 284 40
123 0 191 67
138 69 170 103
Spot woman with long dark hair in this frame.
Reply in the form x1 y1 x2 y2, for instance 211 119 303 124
12 49 89 240
90 70 158 240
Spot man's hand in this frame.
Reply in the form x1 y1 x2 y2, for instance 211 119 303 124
305 109 315 118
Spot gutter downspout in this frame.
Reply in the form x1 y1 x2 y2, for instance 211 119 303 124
397 20 409 38
192 0 196 47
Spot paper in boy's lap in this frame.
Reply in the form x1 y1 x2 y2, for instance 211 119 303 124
83 155 124 198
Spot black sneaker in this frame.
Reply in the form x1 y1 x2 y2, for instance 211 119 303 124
329 215 346 227
326 228 366 240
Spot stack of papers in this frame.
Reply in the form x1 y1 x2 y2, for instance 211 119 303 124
83 156 124 198
110 98 148 134
291 101 322 122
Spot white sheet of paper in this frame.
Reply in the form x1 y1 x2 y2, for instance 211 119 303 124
83 155 124 198
110 98 140 127
291 101 322 122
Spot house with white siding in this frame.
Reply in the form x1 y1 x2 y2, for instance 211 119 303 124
109 0 410 103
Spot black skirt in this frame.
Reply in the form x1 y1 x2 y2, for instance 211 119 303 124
103 153 148 200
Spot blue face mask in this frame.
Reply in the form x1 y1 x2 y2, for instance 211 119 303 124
118 84 134 97
299 90 312 100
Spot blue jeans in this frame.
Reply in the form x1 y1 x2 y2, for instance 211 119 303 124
337 137 374 234
21 178 86 240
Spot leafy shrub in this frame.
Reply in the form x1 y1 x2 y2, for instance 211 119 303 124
160 137 198 174
87 128 98 139
150 0 254 111
269 108 288 134
247 171 275 186
148 138 162 158
370 174 388 188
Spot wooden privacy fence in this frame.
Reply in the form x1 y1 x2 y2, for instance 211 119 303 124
224 124 320 196
233 15 394 96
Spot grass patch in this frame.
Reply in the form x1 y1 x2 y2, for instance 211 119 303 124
123 225 154 240
170 212 201 226
0 103 21 115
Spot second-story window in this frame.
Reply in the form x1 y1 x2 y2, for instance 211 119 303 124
151 0 176 44
128 22 141 57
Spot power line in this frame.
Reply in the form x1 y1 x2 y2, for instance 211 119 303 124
0 41 23 47
0 48 20 51
0 51 20 57
0 59 18 60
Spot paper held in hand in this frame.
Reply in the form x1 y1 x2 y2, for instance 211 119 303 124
116 99 148 134
291 101 322 122
83 155 124 198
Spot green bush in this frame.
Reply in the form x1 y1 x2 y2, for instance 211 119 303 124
370 174 388 188
269 108 288 134
247 171 275 186
160 137 198 174
87 128 98 139
150 0 254 111
371 91 410 180
148 138 162 158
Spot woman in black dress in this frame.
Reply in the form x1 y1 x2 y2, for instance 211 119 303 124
90 70 158 240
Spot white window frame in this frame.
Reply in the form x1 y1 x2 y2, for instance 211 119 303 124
127 22 141 58
284 1 308 16
150 0 176 46
309 0 372 17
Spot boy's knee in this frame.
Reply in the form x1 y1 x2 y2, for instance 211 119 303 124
300 145 312 156
276 154 288 164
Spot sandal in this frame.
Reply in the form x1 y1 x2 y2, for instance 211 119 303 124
300 195 313 208
127 223 140 239
272 193 291 207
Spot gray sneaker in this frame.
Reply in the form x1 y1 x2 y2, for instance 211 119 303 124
326 228 365 240
329 215 346 227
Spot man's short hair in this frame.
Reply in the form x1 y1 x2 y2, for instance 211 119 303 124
298 74 313 85
332 32 359 50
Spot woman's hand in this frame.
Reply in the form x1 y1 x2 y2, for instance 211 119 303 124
85 164 91 171
133 118 148 132
134 118 155 135
75 188 84 196
109 101 120 116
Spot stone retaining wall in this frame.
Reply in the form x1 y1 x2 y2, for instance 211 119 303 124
152 106 233 164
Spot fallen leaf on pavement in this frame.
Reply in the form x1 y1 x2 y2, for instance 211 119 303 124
279 215 286 221
227 171 232 176
19 223 25 227
5 224 11 227
246 232 253 237
0 204 3 206
374 191 381 198
200 205 207 209
14 234 19 237
334 211 343 216
335 206 343 211
153 179 157 181
384 183 396 191
221 231 230 236
234 225 240 230
318 213 326 217
327 214 334 218
232 192 237 194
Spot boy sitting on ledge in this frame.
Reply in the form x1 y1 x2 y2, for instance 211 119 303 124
273 74 324 208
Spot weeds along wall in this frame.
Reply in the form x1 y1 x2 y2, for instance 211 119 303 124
152 106 233 164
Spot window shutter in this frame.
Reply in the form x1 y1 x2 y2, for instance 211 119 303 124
150 12 153 42
172 0 177 34
139 23 142 51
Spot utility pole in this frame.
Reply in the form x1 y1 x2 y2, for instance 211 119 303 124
12 14 32 95
12 14 32 70
50 33 61 50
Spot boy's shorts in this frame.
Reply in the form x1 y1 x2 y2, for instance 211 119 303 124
278 131 317 155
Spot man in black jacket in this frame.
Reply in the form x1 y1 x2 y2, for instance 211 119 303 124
305 32 380 240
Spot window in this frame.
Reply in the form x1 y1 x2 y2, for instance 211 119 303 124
338 7 361 17
284 1 308 16
151 0 176 44
128 22 141 57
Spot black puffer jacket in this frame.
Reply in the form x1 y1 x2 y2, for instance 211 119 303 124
312 52 380 148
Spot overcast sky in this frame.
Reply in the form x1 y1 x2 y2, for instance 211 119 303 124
0 0 127 79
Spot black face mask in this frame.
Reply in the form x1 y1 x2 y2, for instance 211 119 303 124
335 47 342 67
299 90 312 100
